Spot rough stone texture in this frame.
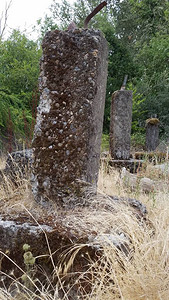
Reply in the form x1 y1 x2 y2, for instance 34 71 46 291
110 90 133 160
152 162 169 176
109 195 147 217
32 29 108 205
146 119 160 151
156 141 169 153
154 162 169 173
0 194 148 295
0 213 94 297
139 177 155 193
121 167 138 190
121 167 155 193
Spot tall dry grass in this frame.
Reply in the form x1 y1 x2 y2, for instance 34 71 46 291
0 158 168 299
93 164 169 300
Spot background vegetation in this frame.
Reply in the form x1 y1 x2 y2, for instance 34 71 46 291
0 0 169 150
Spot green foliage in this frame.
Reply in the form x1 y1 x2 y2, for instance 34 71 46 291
127 83 146 133
131 132 145 149
113 0 169 136
36 0 74 36
0 30 41 143
103 27 137 132
135 33 169 134
0 91 27 134
0 30 41 94
101 134 109 152
0 0 169 144
114 0 169 47
36 17 58 40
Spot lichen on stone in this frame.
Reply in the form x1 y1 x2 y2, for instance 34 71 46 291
146 118 160 125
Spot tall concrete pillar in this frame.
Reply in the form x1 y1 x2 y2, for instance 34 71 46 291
110 90 133 160
145 118 160 151
32 29 108 205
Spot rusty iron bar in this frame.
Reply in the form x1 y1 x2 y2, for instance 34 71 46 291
84 1 107 29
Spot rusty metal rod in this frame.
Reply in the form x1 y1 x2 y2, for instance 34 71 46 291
84 1 107 29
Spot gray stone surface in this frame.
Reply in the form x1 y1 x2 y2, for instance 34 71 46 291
121 167 155 193
32 29 108 205
139 177 155 193
109 194 147 217
146 119 159 151
110 90 133 160
153 162 169 174
121 167 138 190
0 192 148 292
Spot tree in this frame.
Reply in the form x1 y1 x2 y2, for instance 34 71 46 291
103 25 138 132
9 0 168 141
114 0 169 47
0 30 41 146
112 0 169 137
0 0 12 40
135 33 169 135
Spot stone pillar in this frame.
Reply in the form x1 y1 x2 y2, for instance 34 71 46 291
32 29 108 205
109 90 133 160
145 118 160 151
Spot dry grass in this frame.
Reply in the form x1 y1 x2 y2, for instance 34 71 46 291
92 167 169 300
0 157 169 299
0 155 6 170
0 172 45 219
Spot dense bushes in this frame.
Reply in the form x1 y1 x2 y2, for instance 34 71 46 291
0 30 41 147
0 0 169 150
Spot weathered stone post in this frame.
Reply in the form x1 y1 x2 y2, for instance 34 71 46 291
109 90 133 160
145 118 160 151
32 29 108 205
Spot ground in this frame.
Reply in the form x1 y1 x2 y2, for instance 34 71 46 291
0 155 169 299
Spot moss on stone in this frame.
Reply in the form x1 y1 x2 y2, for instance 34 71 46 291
146 118 160 125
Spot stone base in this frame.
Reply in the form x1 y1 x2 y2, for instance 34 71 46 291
0 194 147 297
0 211 95 297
